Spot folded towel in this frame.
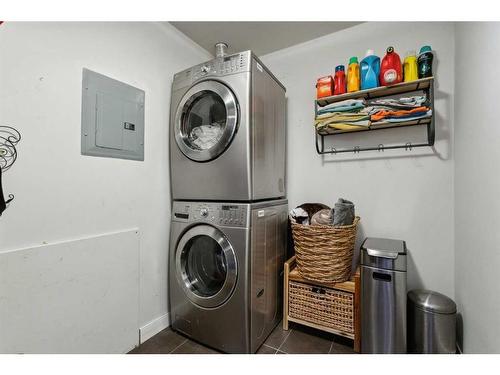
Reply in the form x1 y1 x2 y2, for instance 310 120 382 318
333 198 355 226
370 107 430 122
317 102 365 115
369 95 427 109
319 99 365 111
311 209 333 226
361 105 394 115
329 123 368 131
384 110 432 123
316 112 370 122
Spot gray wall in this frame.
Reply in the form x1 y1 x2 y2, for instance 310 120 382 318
0 22 210 352
261 22 456 298
454 22 500 354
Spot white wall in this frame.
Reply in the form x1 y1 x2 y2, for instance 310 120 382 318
454 22 500 353
0 22 210 352
262 22 456 296
0 230 139 353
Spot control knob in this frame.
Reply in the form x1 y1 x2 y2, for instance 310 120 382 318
200 208 209 217
201 65 210 74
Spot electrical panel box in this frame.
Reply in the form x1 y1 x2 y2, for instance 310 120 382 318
81 68 145 161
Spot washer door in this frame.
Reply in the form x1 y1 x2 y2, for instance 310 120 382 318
175 224 237 308
174 80 238 162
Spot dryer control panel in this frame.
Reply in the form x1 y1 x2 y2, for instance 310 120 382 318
192 52 250 80
172 51 251 91
172 201 249 227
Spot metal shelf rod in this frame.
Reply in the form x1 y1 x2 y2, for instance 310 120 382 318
318 142 430 155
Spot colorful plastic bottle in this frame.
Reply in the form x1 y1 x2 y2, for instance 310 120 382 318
316 75 334 98
403 50 418 82
418 45 434 78
347 57 360 92
333 65 346 95
380 46 403 86
360 49 380 90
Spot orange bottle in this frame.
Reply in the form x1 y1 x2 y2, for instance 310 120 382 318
347 56 360 92
316 75 334 98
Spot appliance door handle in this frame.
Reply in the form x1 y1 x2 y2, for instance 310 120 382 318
373 272 392 282
367 248 398 259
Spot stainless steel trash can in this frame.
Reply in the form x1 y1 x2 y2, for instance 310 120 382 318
408 289 457 354
361 237 407 354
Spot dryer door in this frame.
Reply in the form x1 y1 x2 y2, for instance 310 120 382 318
175 224 237 308
174 80 238 162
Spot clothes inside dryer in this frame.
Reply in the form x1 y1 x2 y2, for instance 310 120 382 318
189 124 223 150
183 91 227 151
182 234 228 297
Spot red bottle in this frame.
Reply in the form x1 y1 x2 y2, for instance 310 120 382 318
333 65 346 95
380 46 403 86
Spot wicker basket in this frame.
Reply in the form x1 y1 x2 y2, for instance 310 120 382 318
291 216 360 283
288 280 354 334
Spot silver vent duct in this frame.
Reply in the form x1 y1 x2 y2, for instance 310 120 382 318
215 42 228 58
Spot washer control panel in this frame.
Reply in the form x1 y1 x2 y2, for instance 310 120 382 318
172 202 248 227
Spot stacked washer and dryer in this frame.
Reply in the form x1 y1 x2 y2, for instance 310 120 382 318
168 43 288 353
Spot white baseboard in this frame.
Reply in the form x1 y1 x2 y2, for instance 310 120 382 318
139 313 170 344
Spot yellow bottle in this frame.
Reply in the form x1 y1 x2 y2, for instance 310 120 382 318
347 56 360 92
403 50 418 82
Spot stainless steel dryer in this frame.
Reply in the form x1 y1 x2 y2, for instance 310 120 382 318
169 199 288 353
170 49 286 201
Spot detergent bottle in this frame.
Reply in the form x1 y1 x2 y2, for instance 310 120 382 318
347 57 360 92
418 45 434 78
403 50 418 82
380 46 402 86
333 65 346 95
316 75 334 98
360 49 380 90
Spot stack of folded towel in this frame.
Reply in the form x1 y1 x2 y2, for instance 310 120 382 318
315 112 370 133
361 95 432 124
315 99 370 133
315 95 431 133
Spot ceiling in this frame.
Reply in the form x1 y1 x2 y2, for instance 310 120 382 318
170 22 361 57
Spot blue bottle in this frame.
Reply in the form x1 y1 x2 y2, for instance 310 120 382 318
360 49 380 90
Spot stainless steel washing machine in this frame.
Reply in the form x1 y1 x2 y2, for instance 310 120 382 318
168 199 288 353
170 50 286 201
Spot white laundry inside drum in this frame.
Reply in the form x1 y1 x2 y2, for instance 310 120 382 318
189 123 224 150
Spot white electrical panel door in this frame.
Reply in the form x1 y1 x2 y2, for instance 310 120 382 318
81 69 145 161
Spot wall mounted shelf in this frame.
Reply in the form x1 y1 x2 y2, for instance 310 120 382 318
315 77 435 155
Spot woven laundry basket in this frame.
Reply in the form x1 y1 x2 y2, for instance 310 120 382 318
288 280 355 334
290 216 360 283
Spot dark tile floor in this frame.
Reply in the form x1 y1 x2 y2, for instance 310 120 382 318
129 321 356 354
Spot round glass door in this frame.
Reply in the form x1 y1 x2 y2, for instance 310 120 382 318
174 80 238 162
175 225 237 308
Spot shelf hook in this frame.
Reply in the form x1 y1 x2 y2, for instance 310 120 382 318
353 146 361 154
330 147 337 154
405 142 413 151
378 144 385 152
